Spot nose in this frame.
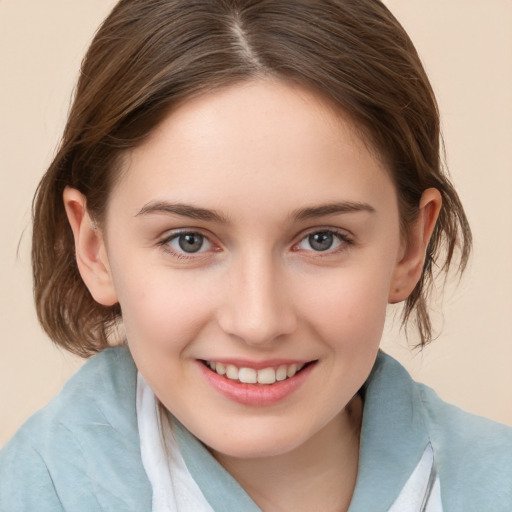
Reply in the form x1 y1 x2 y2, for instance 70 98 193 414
217 252 297 346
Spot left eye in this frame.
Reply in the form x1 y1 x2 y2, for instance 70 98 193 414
296 231 346 252
167 232 212 254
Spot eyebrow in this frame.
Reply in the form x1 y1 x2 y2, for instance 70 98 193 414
135 201 229 223
291 201 376 221
135 200 375 223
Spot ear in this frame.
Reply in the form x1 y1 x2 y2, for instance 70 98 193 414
63 187 118 306
388 188 442 304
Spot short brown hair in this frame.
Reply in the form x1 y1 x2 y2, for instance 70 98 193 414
32 0 471 357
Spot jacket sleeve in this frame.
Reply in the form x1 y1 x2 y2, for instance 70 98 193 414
0 349 153 511
0 439 65 512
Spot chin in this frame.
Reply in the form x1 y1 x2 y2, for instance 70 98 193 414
204 426 312 461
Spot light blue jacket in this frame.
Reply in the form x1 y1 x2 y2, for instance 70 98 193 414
1 347 511 511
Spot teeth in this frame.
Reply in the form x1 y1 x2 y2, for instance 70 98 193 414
215 362 226 375
239 367 257 384
287 364 298 378
206 361 307 385
257 367 276 385
226 364 239 380
276 365 288 381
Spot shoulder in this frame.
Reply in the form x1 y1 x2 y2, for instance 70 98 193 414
2 346 139 446
368 352 512 511
0 347 151 511
417 380 512 453
416 381 512 510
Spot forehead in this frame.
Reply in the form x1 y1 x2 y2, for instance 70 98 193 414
111 79 397 220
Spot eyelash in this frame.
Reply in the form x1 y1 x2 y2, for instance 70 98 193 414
292 228 354 256
157 228 354 260
157 230 214 260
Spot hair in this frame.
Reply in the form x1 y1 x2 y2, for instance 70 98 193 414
32 0 471 357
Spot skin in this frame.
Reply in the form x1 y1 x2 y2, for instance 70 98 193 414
64 79 441 511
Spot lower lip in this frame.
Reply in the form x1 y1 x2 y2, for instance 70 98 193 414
198 361 315 406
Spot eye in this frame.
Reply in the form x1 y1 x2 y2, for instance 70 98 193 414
165 232 212 254
295 230 351 253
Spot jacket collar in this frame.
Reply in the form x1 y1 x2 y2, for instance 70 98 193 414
169 351 431 512
348 351 431 511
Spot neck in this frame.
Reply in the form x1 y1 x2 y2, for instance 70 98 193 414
212 395 363 512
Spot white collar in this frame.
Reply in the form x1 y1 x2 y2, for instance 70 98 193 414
137 371 442 512
136 372 214 512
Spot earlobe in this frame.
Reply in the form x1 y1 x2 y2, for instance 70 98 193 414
63 187 118 306
388 188 442 304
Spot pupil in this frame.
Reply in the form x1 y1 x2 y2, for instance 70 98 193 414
178 233 203 253
309 232 333 251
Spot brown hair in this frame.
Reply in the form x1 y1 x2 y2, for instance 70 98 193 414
32 0 471 357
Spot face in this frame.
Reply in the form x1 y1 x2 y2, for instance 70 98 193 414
96 80 410 458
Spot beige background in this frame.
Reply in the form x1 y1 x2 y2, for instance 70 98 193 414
1 1 511 448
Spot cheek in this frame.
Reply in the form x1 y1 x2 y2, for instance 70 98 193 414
297 265 392 347
111 260 215 352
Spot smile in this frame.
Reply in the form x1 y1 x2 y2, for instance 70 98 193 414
204 361 306 385
199 359 316 406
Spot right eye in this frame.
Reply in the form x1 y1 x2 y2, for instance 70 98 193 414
163 232 213 255
294 229 352 254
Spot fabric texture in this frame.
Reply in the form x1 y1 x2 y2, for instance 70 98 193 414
138 372 442 512
1 346 511 511
136 372 215 512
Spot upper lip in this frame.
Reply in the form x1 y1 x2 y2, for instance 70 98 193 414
200 358 316 370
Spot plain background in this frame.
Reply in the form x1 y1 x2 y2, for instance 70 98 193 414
1 0 511 447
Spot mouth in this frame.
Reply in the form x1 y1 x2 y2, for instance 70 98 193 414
200 360 316 385
198 358 317 406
